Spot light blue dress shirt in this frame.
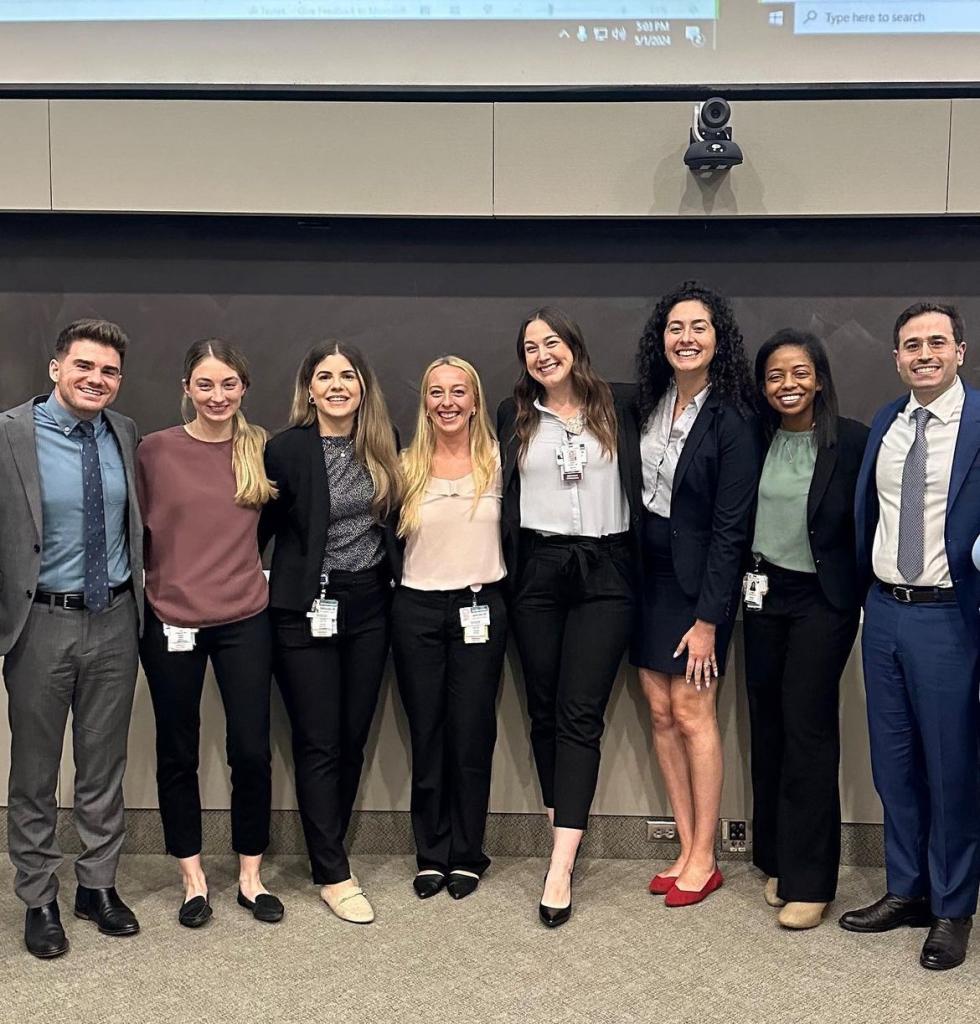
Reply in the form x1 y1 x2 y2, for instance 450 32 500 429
33 391 131 591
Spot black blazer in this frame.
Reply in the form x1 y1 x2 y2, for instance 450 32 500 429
259 423 402 613
496 383 642 580
754 415 869 613
625 390 762 626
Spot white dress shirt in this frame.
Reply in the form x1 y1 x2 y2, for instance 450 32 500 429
872 376 965 587
640 382 711 517
519 400 629 537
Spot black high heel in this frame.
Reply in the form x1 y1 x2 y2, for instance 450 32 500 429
539 868 573 928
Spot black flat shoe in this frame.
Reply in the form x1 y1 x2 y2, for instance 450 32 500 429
237 889 284 923
74 885 140 936
178 894 212 929
447 871 480 901
838 893 931 932
539 870 573 929
921 917 972 971
413 871 446 899
25 901 69 959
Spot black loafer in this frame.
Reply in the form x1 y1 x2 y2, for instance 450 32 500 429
412 871 446 899
74 885 140 936
25 901 69 959
237 889 284 923
178 894 213 929
446 871 480 901
838 893 931 932
921 917 972 971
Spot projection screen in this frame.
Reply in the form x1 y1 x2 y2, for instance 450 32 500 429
0 0 977 87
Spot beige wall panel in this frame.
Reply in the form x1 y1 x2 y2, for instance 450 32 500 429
49 625 880 824
0 100 50 211
49 100 492 216
948 100 980 214
494 100 950 218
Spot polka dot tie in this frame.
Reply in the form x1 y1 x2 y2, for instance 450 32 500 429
76 420 110 612
896 406 931 584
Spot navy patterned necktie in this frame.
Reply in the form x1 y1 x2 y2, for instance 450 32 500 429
896 406 931 584
76 420 110 612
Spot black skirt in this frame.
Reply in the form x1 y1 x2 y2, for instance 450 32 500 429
630 511 736 676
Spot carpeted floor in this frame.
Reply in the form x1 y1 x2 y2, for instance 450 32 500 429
0 856 975 1024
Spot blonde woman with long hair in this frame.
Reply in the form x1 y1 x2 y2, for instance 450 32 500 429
136 339 282 929
260 341 402 924
392 356 507 902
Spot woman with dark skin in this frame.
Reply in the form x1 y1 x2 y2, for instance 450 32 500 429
744 329 868 929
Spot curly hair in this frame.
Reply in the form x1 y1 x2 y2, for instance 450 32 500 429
635 281 755 426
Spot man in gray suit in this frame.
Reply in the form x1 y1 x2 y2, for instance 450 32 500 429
0 319 144 958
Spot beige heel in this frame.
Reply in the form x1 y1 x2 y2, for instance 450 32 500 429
778 901 828 929
764 877 786 908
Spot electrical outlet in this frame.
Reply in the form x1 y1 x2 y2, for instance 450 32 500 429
720 819 750 853
646 818 677 842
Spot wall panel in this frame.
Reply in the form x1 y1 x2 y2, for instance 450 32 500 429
0 100 50 211
49 100 493 216
493 100 952 218
948 99 980 215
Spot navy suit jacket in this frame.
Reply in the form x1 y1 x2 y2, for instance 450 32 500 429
855 379 980 644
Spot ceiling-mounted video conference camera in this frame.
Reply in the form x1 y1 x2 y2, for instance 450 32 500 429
684 96 743 173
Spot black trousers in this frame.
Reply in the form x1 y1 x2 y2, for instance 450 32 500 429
743 562 860 903
510 532 633 831
140 605 272 859
271 567 391 885
391 583 507 875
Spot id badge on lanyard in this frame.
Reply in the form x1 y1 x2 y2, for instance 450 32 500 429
459 584 491 644
163 623 198 652
742 557 770 612
556 438 588 484
308 572 340 638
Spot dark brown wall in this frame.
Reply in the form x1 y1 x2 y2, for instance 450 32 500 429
1 214 977 435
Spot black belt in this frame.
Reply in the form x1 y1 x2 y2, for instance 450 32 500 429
34 578 133 610
875 580 957 605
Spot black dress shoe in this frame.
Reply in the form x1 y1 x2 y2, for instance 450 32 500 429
838 893 931 933
74 886 140 936
237 889 285 923
920 917 972 971
446 871 480 901
413 871 446 899
25 901 69 959
539 870 573 929
178 894 213 929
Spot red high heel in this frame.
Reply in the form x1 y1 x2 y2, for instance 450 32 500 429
664 868 724 907
648 873 678 895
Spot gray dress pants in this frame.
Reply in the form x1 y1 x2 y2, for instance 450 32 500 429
3 590 138 908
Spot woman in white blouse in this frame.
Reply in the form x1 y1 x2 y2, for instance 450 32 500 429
497 308 640 928
392 356 507 902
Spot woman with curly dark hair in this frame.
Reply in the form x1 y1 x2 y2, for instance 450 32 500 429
630 282 759 907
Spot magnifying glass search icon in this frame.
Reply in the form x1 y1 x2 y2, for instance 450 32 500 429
804 9 817 22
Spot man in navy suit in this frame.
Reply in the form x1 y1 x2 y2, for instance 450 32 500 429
840 301 980 971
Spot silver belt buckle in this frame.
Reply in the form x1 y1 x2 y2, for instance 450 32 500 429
892 585 913 604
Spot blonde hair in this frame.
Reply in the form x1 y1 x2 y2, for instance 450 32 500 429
398 356 498 538
288 340 402 519
181 339 278 509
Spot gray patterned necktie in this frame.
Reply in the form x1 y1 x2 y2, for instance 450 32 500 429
76 420 110 612
896 406 931 584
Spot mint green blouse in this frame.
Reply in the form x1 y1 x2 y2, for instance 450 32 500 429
751 429 818 574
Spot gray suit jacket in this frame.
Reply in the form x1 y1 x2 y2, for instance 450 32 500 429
0 396 144 655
